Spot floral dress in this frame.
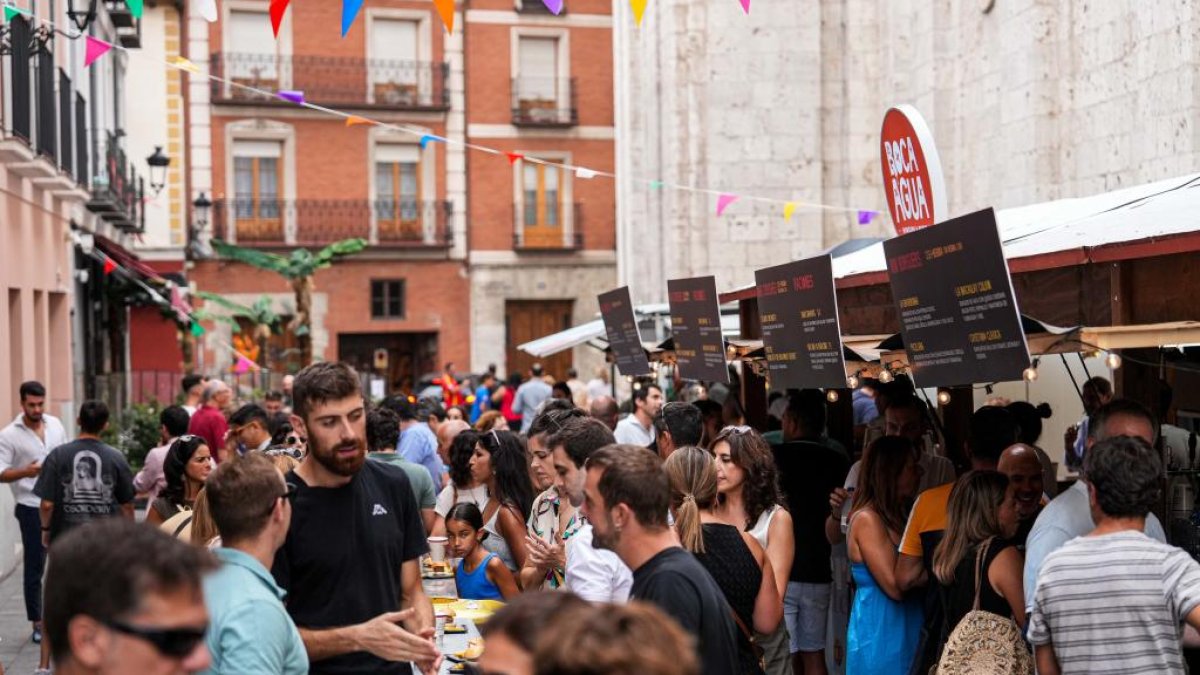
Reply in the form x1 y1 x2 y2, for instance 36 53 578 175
527 486 582 588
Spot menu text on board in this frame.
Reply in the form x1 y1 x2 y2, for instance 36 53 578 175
667 276 729 383
754 255 848 389
597 286 652 377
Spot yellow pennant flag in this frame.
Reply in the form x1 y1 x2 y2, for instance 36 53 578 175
434 0 455 33
783 201 798 221
345 115 373 127
630 0 647 25
169 56 201 74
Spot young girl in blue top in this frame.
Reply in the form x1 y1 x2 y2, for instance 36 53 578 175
447 503 519 601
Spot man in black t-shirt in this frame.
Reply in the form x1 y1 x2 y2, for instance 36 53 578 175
272 362 439 675
582 444 739 675
34 400 134 545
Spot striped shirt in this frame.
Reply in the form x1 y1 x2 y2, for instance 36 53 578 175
1028 530 1200 674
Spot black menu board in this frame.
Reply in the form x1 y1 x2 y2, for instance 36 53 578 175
667 276 729 383
754 255 848 389
598 286 651 377
883 207 1029 386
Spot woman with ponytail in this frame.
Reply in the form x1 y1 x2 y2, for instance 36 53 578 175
666 445 782 674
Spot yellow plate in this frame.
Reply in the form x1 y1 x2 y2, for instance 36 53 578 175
431 597 457 606
449 599 505 623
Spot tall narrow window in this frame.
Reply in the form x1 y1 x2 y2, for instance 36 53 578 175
375 144 421 240
516 37 559 120
521 162 563 246
371 280 406 319
228 11 277 90
233 140 283 241
371 19 420 104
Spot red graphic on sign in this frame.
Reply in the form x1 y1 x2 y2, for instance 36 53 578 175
881 107 942 236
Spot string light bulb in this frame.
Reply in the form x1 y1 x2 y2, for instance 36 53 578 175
826 390 839 403
877 369 894 384
847 374 860 389
936 389 952 406
1106 352 1122 370
1023 366 1039 382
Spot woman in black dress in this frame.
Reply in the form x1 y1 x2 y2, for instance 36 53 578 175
665 445 782 674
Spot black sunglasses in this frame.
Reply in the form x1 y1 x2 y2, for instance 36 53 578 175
104 619 208 658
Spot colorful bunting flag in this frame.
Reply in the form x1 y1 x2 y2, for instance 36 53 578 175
345 115 372 127
85 36 113 68
234 355 256 374
197 0 217 22
102 257 117 275
270 0 290 37
857 210 877 225
278 90 305 104
169 56 201 73
576 168 597 180
542 0 564 14
419 134 444 149
3 5 29 21
191 322 205 338
716 193 739 216
630 0 647 25
649 180 664 190
341 0 365 36
434 0 455 33
783 201 798 221
125 0 143 19
738 0 750 13
506 152 524 166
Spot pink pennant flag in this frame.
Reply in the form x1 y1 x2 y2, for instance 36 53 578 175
234 355 256 374
716 193 739 216
542 0 564 14
738 0 750 13
85 36 113 67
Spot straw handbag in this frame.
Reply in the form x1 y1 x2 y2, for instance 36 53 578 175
933 538 1032 675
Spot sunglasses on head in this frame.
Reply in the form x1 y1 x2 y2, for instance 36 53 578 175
104 619 208 659
720 425 753 435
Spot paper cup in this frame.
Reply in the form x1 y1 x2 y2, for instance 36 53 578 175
428 536 449 562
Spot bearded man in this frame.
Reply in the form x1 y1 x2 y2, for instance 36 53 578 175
273 362 440 675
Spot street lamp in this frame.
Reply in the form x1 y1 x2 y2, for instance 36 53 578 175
66 0 98 32
187 192 213 260
193 192 212 229
146 146 171 195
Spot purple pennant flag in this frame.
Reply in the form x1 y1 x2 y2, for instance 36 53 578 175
278 90 305 105
857 209 877 225
542 0 564 14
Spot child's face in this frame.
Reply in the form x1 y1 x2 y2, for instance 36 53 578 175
446 519 482 558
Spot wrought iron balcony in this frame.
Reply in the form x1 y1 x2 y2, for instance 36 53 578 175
103 0 142 47
511 77 577 127
86 133 146 232
213 198 454 249
210 53 450 111
513 202 583 250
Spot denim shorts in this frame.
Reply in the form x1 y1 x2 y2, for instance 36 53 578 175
783 581 831 653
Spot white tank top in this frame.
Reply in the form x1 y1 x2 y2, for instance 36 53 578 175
748 504 782 550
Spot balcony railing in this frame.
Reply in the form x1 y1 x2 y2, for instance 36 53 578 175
511 77 577 127
213 198 454 248
210 53 450 111
103 0 143 47
87 133 146 232
513 202 583 250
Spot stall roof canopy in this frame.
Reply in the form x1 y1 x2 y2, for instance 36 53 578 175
517 303 741 359
724 172 1200 299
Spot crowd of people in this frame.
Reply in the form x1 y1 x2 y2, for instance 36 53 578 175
0 362 1198 675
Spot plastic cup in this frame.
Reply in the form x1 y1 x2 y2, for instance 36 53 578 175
428 536 449 562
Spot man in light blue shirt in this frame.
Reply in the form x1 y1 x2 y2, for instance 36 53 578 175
202 452 308 675
1023 398 1165 612
388 396 445 490
512 363 553 433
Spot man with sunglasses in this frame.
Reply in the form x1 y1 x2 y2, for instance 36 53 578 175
202 452 307 674
43 517 215 674
227 404 273 455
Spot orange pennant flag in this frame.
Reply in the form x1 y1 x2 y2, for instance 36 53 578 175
434 0 455 33
345 115 373 127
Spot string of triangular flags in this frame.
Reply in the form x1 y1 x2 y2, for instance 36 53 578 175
87 247 261 374
12 3 881 227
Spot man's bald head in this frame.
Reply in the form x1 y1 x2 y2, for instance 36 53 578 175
589 396 619 431
437 419 470 463
999 443 1044 519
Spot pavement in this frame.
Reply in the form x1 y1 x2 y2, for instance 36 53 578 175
0 562 43 674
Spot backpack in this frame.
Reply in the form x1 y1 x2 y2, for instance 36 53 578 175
933 538 1033 675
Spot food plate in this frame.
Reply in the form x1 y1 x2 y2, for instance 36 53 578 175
449 599 504 623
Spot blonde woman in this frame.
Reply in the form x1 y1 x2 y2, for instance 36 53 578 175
666 446 781 674
932 471 1025 657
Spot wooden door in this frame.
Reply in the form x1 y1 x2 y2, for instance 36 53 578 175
506 300 573 381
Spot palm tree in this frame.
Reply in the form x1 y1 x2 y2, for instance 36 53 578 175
193 292 281 369
209 238 367 365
